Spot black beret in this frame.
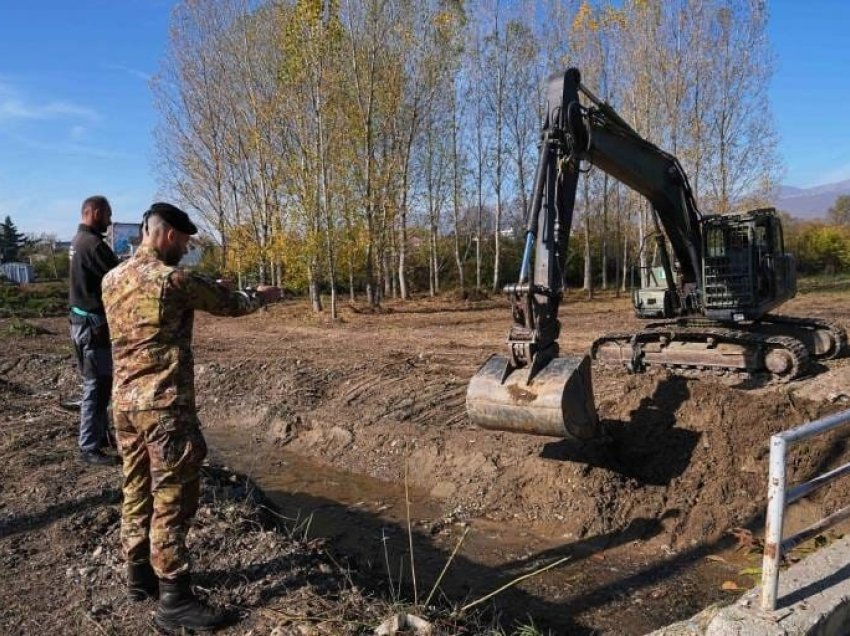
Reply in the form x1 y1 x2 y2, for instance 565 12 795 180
145 202 198 235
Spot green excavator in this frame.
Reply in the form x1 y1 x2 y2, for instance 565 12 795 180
466 68 846 441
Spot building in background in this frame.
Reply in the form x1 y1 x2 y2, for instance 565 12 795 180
107 221 202 267
0 262 35 284
108 222 142 259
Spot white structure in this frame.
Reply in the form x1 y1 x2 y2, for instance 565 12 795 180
0 262 35 284
108 222 142 259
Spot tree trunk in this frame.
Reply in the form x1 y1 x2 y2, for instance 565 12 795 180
398 209 408 300
601 173 609 290
582 176 592 298
308 263 322 312
348 254 355 303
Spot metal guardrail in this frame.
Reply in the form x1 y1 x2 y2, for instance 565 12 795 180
761 408 850 611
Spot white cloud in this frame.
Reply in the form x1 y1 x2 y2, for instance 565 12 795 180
2 128 131 160
0 81 98 123
69 125 87 141
0 194 75 238
808 163 850 187
104 63 153 83
0 189 156 240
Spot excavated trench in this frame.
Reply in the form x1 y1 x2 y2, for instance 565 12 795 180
204 425 737 634
196 337 850 634
3 288 850 634
4 292 850 634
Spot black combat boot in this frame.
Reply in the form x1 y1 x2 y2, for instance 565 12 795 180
79 449 120 465
127 562 158 601
154 576 231 631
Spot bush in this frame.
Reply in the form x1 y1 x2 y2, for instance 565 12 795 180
3 317 46 337
0 281 67 318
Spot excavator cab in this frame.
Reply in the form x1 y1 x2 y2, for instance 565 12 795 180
633 208 797 321
701 209 796 321
466 69 601 441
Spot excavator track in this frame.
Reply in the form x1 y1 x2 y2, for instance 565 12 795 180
592 326 810 383
758 314 847 360
644 314 847 360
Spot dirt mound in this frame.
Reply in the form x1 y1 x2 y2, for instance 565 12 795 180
0 346 479 635
196 348 850 549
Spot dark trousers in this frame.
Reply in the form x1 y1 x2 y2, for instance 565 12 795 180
70 315 113 452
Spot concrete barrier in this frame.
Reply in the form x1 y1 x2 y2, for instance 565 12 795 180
649 535 850 635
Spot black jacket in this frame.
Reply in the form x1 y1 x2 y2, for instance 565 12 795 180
69 224 119 315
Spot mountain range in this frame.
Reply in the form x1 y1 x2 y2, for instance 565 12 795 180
773 178 850 220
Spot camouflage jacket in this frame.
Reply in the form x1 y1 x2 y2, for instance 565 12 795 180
102 245 263 411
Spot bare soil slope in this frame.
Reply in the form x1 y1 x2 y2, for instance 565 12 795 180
4 285 850 634
194 290 850 548
0 335 442 635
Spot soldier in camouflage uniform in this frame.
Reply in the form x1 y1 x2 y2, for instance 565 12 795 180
102 202 280 631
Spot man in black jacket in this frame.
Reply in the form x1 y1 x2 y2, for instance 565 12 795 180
69 195 120 465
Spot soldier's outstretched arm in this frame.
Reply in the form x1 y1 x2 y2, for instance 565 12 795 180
167 269 273 317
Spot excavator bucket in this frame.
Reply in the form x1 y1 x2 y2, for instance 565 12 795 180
466 354 599 440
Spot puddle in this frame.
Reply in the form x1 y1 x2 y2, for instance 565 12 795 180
205 425 767 634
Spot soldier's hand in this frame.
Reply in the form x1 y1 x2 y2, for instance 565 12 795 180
256 285 282 303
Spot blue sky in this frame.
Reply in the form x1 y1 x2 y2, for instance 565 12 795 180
768 0 850 190
0 1 849 239
0 1 171 239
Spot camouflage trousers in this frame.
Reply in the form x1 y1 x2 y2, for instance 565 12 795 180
114 408 208 580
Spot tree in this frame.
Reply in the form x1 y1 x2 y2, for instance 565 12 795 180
152 0 242 272
276 0 347 317
486 13 507 293
796 223 850 274
700 0 780 212
0 216 26 263
150 0 785 297
828 195 850 226
464 14 491 291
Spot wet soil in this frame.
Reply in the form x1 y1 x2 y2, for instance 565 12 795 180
0 333 463 635
3 286 850 634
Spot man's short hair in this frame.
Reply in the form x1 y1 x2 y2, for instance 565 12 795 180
82 195 110 216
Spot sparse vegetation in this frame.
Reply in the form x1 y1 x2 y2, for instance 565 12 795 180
3 317 47 338
0 281 67 318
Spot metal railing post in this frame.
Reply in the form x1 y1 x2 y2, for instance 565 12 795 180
761 434 787 611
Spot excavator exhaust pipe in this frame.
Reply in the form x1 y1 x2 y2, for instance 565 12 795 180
466 354 599 440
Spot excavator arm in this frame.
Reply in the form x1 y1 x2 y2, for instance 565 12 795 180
580 97 703 291
466 69 599 441
502 69 581 373
507 68 705 371
467 68 704 440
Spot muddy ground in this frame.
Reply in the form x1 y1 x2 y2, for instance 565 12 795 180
1 330 485 635
3 284 850 634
